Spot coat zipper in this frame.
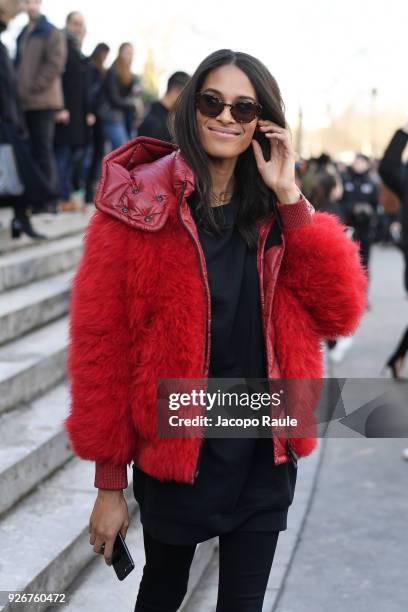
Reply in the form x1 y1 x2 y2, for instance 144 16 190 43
257 223 276 461
257 219 297 469
177 180 210 483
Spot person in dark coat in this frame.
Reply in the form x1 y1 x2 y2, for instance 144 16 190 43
15 0 66 212
54 11 94 207
137 71 190 143
378 125 408 386
0 0 46 239
97 42 142 150
379 125 408 293
340 154 379 278
84 42 110 204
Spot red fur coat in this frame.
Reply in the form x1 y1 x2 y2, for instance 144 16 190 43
64 137 368 489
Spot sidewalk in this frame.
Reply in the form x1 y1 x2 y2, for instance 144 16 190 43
272 244 408 612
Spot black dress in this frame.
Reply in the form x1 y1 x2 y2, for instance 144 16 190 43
132 195 297 546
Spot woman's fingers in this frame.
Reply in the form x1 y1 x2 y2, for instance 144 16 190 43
120 521 130 539
102 536 115 566
92 532 115 565
265 133 286 140
93 535 106 555
258 123 292 148
258 119 286 131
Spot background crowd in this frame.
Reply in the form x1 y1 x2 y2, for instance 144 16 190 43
0 0 189 238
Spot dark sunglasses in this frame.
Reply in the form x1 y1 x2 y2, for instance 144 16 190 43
195 92 262 123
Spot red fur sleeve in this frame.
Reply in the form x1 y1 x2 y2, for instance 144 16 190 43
64 210 137 479
278 211 368 339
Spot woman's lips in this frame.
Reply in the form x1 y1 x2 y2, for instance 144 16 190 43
207 126 240 138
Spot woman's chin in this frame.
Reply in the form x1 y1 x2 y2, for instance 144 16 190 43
203 142 247 161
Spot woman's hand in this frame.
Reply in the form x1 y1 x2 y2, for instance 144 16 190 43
89 489 130 566
252 120 300 204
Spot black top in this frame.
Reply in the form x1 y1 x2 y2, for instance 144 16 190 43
132 194 297 545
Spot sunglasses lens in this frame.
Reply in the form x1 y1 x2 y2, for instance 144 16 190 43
231 101 258 123
197 93 223 117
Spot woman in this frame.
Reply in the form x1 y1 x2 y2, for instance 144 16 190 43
65 50 367 611
98 42 142 150
84 42 110 204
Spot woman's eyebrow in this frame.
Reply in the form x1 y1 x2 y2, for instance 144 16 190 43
202 87 257 102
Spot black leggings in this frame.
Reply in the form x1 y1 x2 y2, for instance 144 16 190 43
134 527 279 612
391 326 408 361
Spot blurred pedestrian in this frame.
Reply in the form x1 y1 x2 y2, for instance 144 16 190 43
98 42 142 150
378 126 408 462
340 154 379 280
0 0 46 239
379 125 408 388
308 169 344 220
379 124 408 294
301 153 343 210
84 42 110 204
138 71 190 142
54 11 94 211
15 0 66 213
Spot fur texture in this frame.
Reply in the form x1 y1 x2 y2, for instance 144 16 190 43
64 137 368 483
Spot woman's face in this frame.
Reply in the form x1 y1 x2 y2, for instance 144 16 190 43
196 64 258 160
120 44 134 66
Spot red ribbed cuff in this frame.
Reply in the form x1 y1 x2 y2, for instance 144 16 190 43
277 193 314 230
94 461 128 489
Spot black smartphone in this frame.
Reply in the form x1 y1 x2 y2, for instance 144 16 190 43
112 531 135 581
253 126 271 161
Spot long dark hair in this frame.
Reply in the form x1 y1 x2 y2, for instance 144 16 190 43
171 49 286 249
90 43 110 72
112 43 133 87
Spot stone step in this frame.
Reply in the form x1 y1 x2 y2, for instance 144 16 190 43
0 207 93 255
50 513 217 612
0 457 136 612
0 317 67 415
0 382 72 516
0 271 73 346
0 234 82 294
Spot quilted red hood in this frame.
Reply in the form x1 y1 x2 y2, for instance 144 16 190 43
95 136 196 231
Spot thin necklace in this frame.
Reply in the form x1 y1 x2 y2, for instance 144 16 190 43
210 184 234 207
210 193 233 207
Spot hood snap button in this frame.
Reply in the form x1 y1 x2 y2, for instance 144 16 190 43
156 194 164 202
122 207 129 213
144 215 152 222
132 187 139 194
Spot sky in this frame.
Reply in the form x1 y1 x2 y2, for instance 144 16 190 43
2 0 407 130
